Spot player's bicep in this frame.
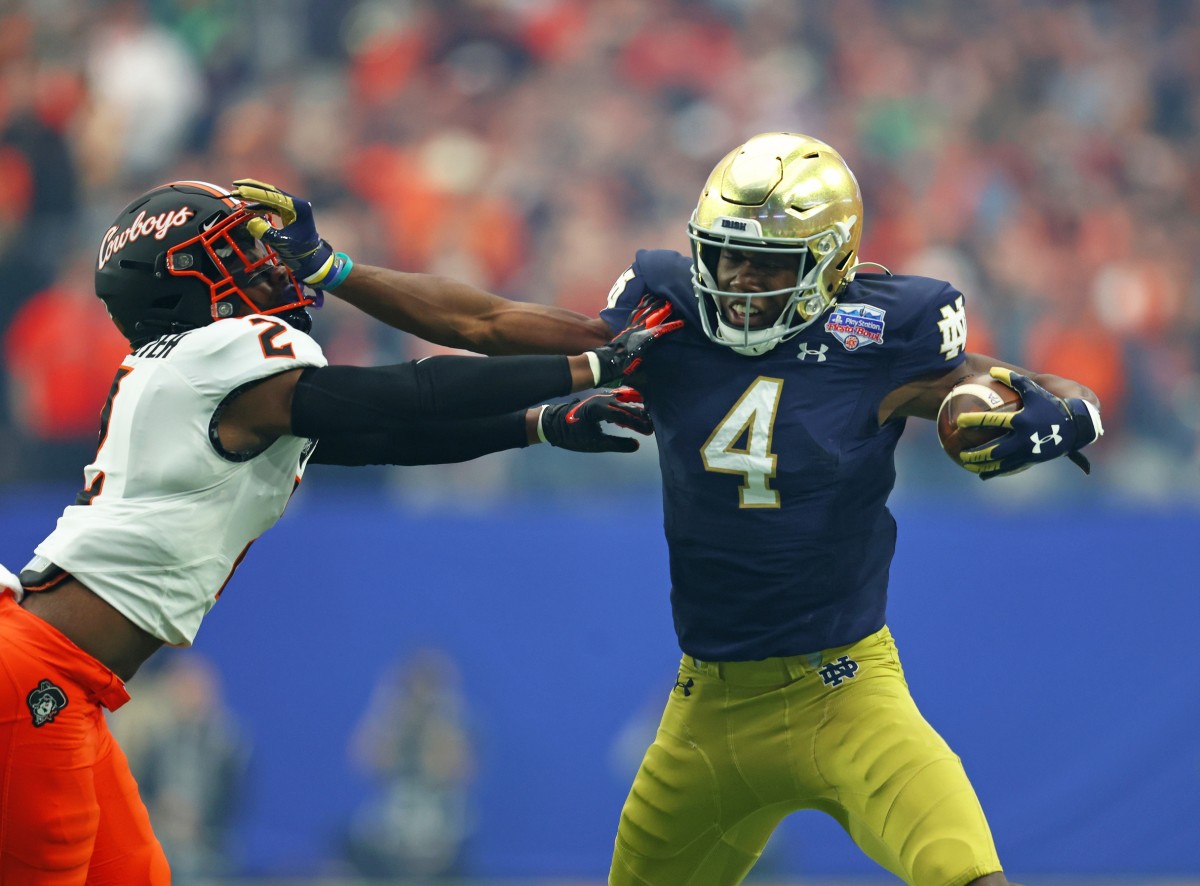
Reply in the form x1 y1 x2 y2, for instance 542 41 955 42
217 369 305 451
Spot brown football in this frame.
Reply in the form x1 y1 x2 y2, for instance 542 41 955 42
936 374 1023 465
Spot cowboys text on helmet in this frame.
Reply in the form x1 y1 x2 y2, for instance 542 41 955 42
98 207 197 271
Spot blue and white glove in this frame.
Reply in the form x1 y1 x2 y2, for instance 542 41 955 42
957 366 1103 480
230 179 353 291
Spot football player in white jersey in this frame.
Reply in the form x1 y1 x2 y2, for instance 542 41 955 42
0 180 679 885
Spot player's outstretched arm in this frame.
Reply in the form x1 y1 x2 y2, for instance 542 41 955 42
213 305 677 455
218 366 651 465
309 387 653 466
336 264 613 356
231 178 611 356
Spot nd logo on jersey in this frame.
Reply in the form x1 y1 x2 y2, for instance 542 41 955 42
824 304 886 351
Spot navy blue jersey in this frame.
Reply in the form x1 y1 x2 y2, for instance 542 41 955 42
601 250 968 660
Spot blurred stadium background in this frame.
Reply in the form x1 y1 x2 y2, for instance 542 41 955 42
1 0 1197 883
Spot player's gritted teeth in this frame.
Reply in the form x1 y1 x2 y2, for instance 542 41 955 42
720 294 783 329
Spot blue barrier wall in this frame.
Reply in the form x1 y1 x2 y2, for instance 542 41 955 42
3 484 1198 878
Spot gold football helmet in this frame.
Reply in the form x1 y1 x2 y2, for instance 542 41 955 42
688 132 863 355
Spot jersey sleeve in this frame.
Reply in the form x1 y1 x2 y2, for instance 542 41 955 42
598 249 695 334
598 262 650 333
172 316 328 399
889 281 969 385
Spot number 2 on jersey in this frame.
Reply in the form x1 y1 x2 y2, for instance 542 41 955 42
701 377 783 508
251 317 296 358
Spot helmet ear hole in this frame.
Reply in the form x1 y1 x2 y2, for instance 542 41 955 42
119 258 156 274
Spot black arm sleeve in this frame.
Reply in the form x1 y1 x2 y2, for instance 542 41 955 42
291 354 571 437
308 411 530 466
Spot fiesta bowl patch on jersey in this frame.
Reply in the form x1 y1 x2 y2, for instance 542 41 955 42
824 304 885 351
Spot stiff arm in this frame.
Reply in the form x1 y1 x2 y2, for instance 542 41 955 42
333 265 612 356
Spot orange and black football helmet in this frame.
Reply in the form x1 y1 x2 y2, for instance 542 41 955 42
95 181 316 346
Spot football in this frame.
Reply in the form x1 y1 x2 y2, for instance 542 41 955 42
936 374 1023 465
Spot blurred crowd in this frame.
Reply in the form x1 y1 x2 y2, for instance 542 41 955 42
1 0 1198 499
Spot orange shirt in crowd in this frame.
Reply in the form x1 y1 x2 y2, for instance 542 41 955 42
4 285 130 440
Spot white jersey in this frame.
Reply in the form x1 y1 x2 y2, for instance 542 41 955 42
28 315 327 646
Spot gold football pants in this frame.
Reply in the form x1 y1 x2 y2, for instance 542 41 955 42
610 626 1004 886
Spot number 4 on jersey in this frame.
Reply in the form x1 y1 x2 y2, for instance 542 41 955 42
701 377 783 508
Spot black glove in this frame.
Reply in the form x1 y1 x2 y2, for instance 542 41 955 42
588 296 683 385
538 388 653 453
958 367 1104 480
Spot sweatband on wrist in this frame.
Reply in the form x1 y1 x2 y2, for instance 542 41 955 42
305 252 354 290
586 351 602 387
536 405 550 444
322 253 354 291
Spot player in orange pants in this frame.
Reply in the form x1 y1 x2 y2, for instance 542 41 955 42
0 586 170 885
0 181 671 884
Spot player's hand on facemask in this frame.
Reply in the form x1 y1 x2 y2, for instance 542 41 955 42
230 179 353 291
537 387 653 453
588 296 683 386
957 367 1103 480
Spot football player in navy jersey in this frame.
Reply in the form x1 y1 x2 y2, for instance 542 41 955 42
232 133 1102 886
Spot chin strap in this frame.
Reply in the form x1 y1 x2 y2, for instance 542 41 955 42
713 316 782 356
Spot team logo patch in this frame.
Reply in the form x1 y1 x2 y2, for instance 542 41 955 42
937 295 968 360
27 679 68 727
824 304 886 351
817 655 859 688
673 675 694 696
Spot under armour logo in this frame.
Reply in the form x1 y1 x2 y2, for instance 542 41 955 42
673 676 694 696
797 342 828 362
817 655 859 687
1030 424 1062 454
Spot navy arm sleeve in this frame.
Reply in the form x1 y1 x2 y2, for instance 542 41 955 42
291 354 572 437
308 412 529 466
